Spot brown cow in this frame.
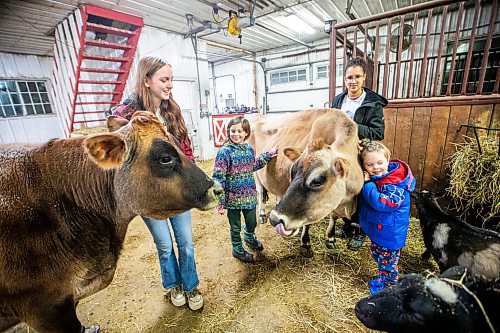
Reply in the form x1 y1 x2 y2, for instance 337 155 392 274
0 112 222 333
248 108 364 257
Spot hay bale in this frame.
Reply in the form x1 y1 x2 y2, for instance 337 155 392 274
446 136 499 229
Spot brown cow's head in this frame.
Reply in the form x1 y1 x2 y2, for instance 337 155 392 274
269 138 360 233
84 112 222 219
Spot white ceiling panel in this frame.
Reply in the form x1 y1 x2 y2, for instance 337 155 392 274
1 0 434 61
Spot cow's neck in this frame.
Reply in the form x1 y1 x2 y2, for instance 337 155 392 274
34 138 125 224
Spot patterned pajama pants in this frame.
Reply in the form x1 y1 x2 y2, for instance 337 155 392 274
370 242 400 285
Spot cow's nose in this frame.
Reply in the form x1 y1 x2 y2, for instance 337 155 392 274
269 210 285 227
212 181 224 198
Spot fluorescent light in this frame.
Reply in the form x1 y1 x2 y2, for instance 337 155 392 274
274 14 316 35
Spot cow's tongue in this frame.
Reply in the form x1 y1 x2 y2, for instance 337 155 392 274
275 223 293 236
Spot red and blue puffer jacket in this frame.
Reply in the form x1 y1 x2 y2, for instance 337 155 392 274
358 160 416 250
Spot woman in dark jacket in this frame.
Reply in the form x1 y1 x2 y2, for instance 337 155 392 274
331 57 388 250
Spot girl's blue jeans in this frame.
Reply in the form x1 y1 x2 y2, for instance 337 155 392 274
142 210 199 292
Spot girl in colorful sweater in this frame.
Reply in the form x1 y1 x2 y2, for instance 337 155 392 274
213 116 277 263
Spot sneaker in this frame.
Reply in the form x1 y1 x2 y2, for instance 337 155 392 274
83 325 100 333
369 278 385 295
170 286 186 307
347 233 366 251
232 249 254 263
186 288 204 310
244 239 264 251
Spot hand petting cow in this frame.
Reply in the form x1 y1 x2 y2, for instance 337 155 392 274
248 108 364 257
355 266 500 333
413 190 500 281
0 112 222 333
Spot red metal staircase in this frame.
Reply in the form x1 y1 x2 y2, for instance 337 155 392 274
51 5 143 134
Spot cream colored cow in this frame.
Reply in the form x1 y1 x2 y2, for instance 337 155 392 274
248 108 364 256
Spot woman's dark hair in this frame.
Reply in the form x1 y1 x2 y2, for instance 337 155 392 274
223 116 251 145
345 57 367 74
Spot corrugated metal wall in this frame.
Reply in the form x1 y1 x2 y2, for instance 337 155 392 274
0 52 65 144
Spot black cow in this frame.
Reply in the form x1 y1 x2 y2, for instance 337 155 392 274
414 190 500 280
355 266 500 333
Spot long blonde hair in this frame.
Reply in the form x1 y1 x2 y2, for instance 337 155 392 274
134 56 190 145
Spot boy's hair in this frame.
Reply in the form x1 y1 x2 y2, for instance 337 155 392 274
359 138 391 161
345 57 367 74
224 116 251 145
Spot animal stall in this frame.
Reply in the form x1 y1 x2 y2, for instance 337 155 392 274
328 0 499 193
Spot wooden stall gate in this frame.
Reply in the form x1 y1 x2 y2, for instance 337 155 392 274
328 0 499 193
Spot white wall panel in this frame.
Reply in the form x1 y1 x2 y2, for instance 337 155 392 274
120 26 215 160
0 52 65 144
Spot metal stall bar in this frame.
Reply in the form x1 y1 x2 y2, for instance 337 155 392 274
445 2 464 96
418 9 433 97
394 15 405 99
406 12 418 98
432 5 448 97
476 0 498 94
460 0 480 95
382 18 391 98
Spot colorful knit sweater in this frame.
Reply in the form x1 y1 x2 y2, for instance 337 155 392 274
212 143 274 210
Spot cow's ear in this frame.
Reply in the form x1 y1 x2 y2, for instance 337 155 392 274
333 157 349 178
107 115 129 132
84 133 126 169
283 147 302 161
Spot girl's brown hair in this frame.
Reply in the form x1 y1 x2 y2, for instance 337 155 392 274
135 56 190 145
223 116 251 145
359 138 391 161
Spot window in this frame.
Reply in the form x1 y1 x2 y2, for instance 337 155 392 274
336 63 343 78
317 65 328 79
271 69 307 85
0 80 53 118
441 37 499 95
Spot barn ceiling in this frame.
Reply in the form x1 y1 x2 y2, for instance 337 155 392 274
0 0 431 62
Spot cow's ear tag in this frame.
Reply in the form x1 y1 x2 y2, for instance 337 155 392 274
283 147 302 161
84 134 126 169
107 115 129 132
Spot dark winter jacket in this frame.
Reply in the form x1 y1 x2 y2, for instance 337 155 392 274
331 87 388 140
358 160 416 250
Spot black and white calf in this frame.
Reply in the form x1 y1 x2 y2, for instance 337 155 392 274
355 266 500 333
413 190 500 280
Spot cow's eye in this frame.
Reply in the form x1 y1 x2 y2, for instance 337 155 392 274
309 175 326 189
160 156 173 165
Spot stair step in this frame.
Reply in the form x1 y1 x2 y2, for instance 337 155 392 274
84 38 133 50
77 91 121 95
82 53 130 62
75 101 117 105
80 67 126 74
74 111 108 115
78 80 124 85
86 22 136 37
73 119 106 124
